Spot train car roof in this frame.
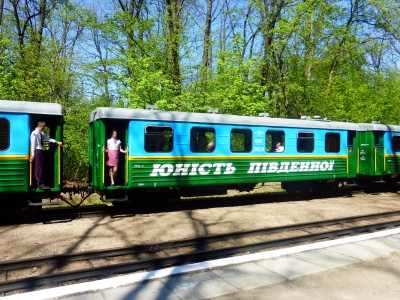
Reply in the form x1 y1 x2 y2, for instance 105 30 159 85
0 99 62 115
358 123 400 132
89 107 360 131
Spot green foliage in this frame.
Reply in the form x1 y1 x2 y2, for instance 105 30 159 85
63 100 96 180
1 0 400 182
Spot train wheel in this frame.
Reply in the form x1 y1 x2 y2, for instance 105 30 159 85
113 201 134 209
300 185 313 197
5 201 39 218
284 188 297 195
163 191 180 206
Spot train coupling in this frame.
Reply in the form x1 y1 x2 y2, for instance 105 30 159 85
28 198 61 206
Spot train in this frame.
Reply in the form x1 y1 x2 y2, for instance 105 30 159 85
1 99 400 216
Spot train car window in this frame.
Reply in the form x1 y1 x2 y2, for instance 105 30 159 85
231 129 252 152
392 136 400 152
347 131 356 146
190 127 215 152
266 130 285 152
374 132 384 146
0 118 10 150
297 132 314 153
145 125 173 152
325 133 340 153
347 131 356 152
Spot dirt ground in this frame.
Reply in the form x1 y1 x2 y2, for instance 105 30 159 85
1 187 400 262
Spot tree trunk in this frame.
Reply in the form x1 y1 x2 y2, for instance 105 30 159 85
259 0 286 97
304 5 323 82
117 0 145 93
165 0 184 95
327 0 358 87
201 0 213 82
0 0 4 27
36 0 46 52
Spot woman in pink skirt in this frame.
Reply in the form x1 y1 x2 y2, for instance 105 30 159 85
104 129 127 186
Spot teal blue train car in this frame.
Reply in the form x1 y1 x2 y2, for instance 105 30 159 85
2 101 400 216
89 107 380 205
0 100 63 215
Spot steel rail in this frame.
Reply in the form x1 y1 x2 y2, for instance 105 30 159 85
1 209 399 272
1 217 400 293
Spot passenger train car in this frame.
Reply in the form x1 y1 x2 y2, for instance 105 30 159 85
0 100 63 214
1 99 399 215
88 107 400 205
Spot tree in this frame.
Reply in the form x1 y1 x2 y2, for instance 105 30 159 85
165 0 185 95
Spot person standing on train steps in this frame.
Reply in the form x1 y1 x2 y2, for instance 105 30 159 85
104 129 128 186
29 121 63 189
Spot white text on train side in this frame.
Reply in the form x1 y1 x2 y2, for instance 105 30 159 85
149 163 236 176
149 161 335 177
247 161 335 174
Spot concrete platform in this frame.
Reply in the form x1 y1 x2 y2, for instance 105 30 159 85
4 228 400 300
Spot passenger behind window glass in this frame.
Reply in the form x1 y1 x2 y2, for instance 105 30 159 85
152 128 166 151
190 130 197 152
190 127 215 153
275 141 284 152
207 141 215 152
197 129 208 151
266 130 285 153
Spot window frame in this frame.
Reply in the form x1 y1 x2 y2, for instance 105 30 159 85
144 125 174 153
392 135 400 152
0 118 10 151
230 128 252 153
325 132 341 153
297 131 314 153
190 127 216 153
266 130 285 153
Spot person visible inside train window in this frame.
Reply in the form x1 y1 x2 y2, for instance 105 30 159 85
207 141 215 152
152 128 166 151
30 121 63 189
190 130 197 152
103 129 127 186
275 141 284 152
197 129 208 151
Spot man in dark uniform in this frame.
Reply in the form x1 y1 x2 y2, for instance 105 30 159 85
29 121 62 189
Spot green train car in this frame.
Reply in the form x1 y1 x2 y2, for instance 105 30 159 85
88 108 399 205
356 123 400 185
0 100 63 215
2 101 399 215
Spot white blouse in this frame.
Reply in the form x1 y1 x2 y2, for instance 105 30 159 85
107 138 121 151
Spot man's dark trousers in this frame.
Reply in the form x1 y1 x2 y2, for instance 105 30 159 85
34 149 44 188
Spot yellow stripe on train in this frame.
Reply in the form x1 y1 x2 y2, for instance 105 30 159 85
128 155 347 161
0 155 29 160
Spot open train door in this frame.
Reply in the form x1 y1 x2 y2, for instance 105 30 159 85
373 131 385 176
89 108 131 192
102 120 129 187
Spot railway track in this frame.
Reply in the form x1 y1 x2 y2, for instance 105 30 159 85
1 209 400 295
